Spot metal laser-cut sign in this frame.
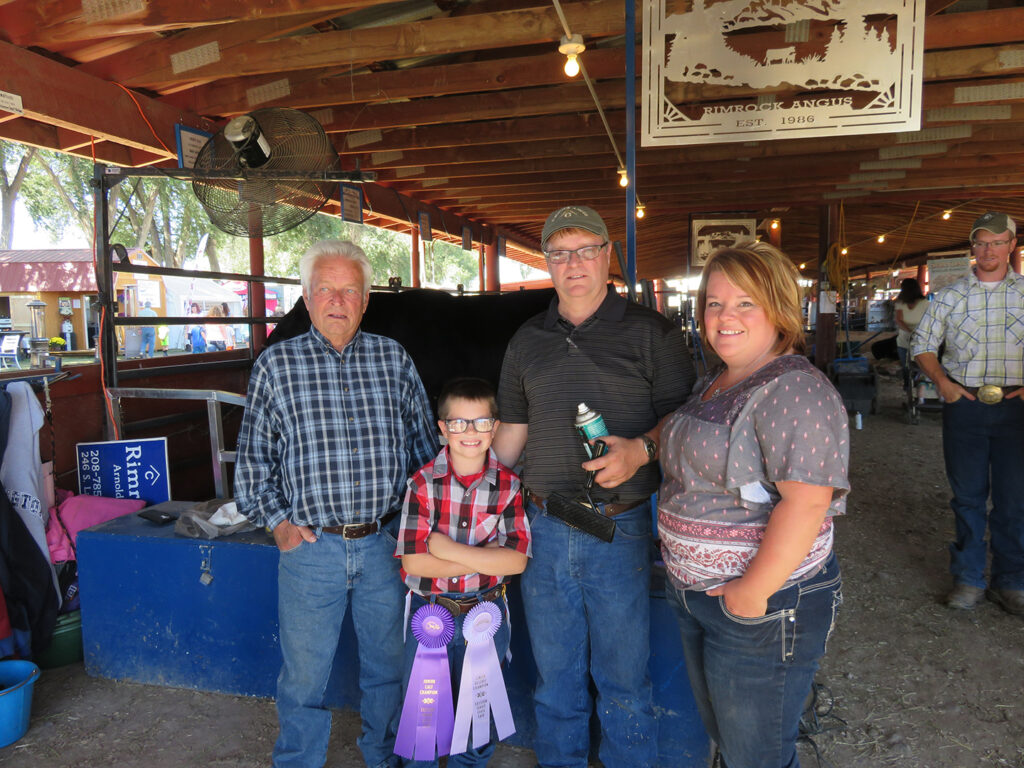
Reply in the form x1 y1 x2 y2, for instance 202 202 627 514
642 0 925 146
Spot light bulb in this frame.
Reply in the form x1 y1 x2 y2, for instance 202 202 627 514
799 263 806 269
840 247 848 255
564 54 580 77
942 210 951 220
770 219 780 230
618 169 629 188
877 235 886 244
635 204 645 219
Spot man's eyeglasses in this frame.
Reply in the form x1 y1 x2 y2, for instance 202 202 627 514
971 239 1013 250
543 242 608 264
444 417 496 434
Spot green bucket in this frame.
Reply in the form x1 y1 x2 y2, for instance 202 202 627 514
36 610 84 670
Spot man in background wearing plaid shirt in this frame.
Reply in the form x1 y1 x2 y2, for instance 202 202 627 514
236 240 436 768
913 212 1024 616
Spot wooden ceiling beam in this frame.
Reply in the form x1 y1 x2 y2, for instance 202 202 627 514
80 11 349 88
174 48 631 117
336 111 618 154
0 0 374 46
365 125 1022 182
0 117 137 165
0 41 211 160
99 0 627 88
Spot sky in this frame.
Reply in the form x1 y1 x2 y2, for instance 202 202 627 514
11 199 85 250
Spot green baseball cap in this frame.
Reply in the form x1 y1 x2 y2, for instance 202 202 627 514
970 211 1016 240
541 205 609 247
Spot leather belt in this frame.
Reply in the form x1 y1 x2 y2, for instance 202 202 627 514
321 509 397 539
431 583 506 616
951 380 1022 404
525 490 644 518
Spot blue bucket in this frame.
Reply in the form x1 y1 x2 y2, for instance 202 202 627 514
0 660 41 748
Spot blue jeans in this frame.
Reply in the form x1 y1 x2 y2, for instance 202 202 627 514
141 327 155 357
273 526 406 768
943 396 1024 590
522 500 657 768
666 552 842 768
401 592 512 768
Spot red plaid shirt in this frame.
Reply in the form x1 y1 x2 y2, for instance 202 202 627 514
396 446 531 596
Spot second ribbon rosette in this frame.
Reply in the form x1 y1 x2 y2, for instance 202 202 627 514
450 601 516 754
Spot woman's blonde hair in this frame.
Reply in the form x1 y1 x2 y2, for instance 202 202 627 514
697 239 805 355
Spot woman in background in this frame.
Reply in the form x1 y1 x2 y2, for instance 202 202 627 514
893 277 928 372
658 241 850 768
205 305 229 351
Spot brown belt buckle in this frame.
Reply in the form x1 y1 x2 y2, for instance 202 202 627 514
977 384 1004 404
435 596 460 615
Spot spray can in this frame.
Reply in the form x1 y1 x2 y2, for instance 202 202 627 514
574 402 609 458
854 412 863 430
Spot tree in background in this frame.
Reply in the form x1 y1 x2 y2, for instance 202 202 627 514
7 139 492 291
0 140 37 249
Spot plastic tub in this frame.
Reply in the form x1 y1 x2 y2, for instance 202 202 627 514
0 660 41 748
36 610 83 669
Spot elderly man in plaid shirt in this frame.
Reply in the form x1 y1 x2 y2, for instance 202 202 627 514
236 240 437 768
913 212 1024 616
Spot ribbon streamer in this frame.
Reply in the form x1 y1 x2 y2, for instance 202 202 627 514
395 604 456 760
450 601 516 754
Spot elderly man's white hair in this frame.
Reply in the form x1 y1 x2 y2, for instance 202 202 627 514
299 240 372 294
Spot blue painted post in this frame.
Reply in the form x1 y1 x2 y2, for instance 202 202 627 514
625 0 637 289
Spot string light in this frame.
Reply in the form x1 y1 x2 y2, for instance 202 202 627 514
799 263 806 269
942 210 952 220
770 219 780 230
877 234 886 244
558 34 585 78
840 247 848 255
635 203 646 219
617 169 629 188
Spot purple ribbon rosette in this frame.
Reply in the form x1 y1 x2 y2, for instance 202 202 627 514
450 601 515 754
395 604 456 760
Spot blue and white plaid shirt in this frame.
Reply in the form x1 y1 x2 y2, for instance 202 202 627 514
912 269 1024 387
235 325 437 531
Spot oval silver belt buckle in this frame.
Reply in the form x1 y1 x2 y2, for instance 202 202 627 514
977 384 1004 404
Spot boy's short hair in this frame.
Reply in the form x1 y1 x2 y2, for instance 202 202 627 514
437 377 498 420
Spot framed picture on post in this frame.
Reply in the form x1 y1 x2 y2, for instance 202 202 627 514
688 214 757 269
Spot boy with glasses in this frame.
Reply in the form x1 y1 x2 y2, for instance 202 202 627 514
395 377 531 767
913 211 1024 615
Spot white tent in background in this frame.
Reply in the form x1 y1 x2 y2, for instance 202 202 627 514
162 275 245 350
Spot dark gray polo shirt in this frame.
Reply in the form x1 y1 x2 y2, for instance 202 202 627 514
498 286 695 503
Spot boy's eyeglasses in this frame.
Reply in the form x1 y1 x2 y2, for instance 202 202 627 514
444 417 496 434
543 242 608 264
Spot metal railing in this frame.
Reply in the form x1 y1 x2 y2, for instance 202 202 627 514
106 388 247 498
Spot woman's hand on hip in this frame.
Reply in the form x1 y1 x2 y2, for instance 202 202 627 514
707 578 768 618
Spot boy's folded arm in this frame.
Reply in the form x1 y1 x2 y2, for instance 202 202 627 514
428 534 528 577
401 552 475 579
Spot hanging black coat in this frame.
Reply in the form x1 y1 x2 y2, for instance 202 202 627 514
0 477 58 657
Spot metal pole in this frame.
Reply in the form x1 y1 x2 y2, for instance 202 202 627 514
624 0 637 288
92 163 118 388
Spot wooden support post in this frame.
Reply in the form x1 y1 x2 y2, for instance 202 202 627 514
485 240 499 292
249 235 266 355
411 228 421 288
814 205 837 371
1012 247 1022 275
478 243 486 292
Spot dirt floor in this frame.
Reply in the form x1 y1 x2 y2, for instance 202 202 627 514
3 363 1024 768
